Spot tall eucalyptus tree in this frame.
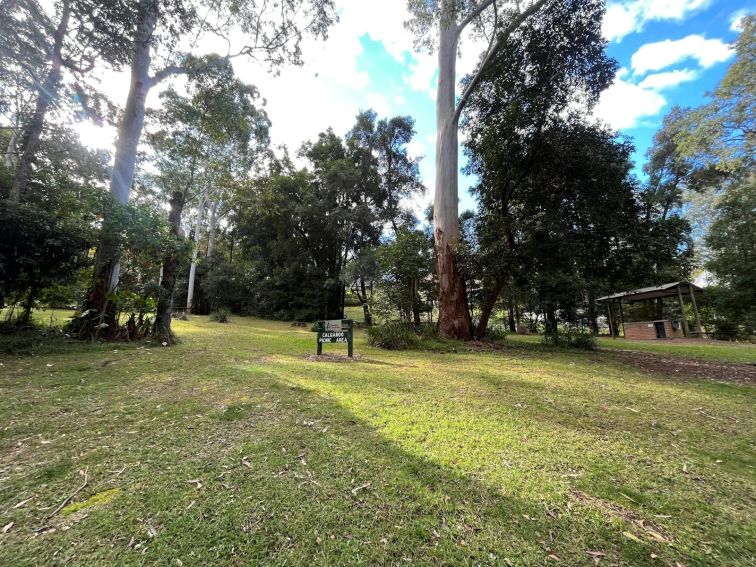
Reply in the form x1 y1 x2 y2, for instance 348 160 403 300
406 0 552 338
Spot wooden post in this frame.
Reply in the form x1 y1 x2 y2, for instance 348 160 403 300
689 283 703 339
676 284 690 337
618 300 626 338
606 302 616 339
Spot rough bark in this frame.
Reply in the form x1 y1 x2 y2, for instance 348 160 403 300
153 190 185 340
434 6 473 339
186 188 207 313
9 0 71 202
474 277 505 339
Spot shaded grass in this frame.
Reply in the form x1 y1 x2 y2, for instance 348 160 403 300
0 316 753 565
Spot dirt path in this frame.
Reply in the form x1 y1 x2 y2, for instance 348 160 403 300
609 350 756 385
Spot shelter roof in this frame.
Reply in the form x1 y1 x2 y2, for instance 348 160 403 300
597 281 704 303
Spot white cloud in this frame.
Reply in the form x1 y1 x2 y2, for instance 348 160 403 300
406 51 437 100
603 0 711 42
594 68 667 130
406 139 426 160
637 68 698 89
631 34 733 75
730 9 751 32
366 93 391 117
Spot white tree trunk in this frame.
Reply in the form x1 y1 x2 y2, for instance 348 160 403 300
100 0 158 295
206 199 221 258
434 3 473 338
3 131 16 169
186 189 207 313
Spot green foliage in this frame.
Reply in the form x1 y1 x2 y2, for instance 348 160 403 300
233 111 424 322
366 321 420 350
705 178 756 337
542 328 598 351
672 16 755 177
481 322 508 341
209 307 231 323
0 201 91 323
374 228 436 323
651 19 755 336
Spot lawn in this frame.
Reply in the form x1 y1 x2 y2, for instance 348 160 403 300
0 316 754 565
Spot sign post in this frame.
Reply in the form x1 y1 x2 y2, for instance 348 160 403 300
313 319 354 357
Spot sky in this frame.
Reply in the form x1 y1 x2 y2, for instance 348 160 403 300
75 0 751 215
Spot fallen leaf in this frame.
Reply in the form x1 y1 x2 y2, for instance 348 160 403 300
185 479 202 489
644 528 668 543
623 531 643 543
2 522 13 534
175 560 183 567
241 457 252 468
13 497 33 509
350 482 371 495
548 553 561 561
586 551 606 557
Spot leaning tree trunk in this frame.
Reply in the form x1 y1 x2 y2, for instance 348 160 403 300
474 276 505 339
87 0 157 322
9 0 71 202
434 10 473 339
153 191 185 341
186 188 207 313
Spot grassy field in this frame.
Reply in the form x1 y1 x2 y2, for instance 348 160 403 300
0 316 754 565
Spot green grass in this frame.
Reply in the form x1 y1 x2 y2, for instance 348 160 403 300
0 316 754 565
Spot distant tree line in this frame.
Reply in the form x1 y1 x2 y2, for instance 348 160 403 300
0 1 752 343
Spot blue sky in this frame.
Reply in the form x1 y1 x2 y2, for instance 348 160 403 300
78 0 751 216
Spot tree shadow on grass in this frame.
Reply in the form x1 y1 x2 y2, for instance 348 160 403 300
273 354 755 566
2 339 751 566
0 362 682 567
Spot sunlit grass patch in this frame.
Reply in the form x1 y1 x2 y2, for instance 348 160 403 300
0 315 753 565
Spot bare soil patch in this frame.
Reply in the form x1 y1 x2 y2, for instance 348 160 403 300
610 350 756 385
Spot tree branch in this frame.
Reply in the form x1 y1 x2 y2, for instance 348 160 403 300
458 0 498 33
454 0 550 125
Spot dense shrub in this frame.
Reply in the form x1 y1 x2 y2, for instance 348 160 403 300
417 322 439 339
542 328 597 350
367 321 419 350
482 322 508 341
209 308 230 323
